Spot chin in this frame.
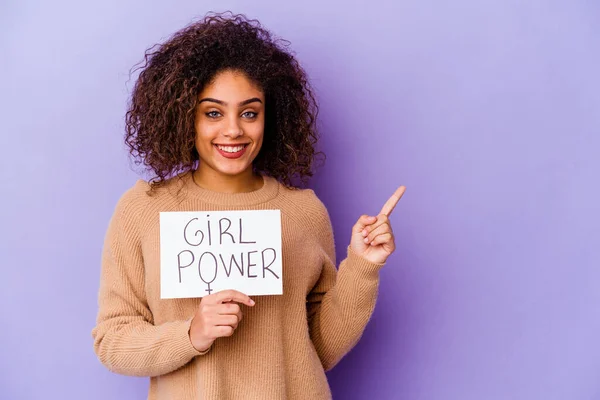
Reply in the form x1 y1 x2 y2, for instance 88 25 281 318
213 163 254 177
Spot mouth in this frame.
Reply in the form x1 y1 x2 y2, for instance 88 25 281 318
213 143 250 159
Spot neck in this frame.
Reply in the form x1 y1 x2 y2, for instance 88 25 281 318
192 165 263 194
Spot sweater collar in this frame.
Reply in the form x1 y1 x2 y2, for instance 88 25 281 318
182 171 280 206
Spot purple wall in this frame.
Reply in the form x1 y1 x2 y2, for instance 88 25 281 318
2 1 599 399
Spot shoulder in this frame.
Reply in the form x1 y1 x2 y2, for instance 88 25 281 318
108 179 151 235
277 184 332 229
107 174 187 241
113 179 151 216
276 184 336 256
114 173 188 215
111 175 183 226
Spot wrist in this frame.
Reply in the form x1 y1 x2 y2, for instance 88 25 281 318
188 317 212 354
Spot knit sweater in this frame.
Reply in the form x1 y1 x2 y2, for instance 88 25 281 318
92 172 384 400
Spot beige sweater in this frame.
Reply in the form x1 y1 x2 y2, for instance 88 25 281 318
92 172 384 400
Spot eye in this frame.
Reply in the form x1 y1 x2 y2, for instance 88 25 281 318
206 111 222 118
242 111 258 119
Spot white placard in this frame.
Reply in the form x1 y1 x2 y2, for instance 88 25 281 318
160 210 282 299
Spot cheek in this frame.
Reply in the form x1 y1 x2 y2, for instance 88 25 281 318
256 131 264 145
194 124 216 148
250 120 265 149
251 132 264 154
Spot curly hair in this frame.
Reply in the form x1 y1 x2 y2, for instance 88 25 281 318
125 12 321 190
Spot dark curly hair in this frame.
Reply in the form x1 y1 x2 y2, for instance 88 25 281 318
125 11 321 190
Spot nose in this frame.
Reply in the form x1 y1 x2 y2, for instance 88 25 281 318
222 115 243 139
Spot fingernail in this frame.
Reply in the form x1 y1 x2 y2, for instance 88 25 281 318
249 299 255 306
364 238 369 243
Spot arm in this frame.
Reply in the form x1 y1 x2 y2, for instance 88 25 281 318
306 196 385 371
91 190 203 377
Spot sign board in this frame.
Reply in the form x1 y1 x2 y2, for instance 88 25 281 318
160 210 282 299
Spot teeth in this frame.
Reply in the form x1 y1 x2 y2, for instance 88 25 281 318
217 145 245 153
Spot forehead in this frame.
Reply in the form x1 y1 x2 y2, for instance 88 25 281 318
199 70 264 99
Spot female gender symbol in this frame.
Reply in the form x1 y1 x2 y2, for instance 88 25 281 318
198 252 218 294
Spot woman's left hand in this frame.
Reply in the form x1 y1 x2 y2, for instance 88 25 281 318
350 186 406 264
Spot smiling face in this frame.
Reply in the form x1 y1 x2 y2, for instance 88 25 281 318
193 69 265 180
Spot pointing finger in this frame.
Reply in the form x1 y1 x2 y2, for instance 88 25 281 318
379 186 406 217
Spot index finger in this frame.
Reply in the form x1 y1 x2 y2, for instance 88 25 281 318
212 290 255 306
379 186 406 217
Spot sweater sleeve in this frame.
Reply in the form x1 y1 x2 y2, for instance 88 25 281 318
305 193 385 371
91 186 204 377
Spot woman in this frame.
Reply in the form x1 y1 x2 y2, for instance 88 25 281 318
92 12 405 400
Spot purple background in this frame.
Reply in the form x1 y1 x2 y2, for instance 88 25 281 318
2 1 599 399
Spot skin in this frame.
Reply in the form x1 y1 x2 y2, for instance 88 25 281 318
188 69 406 352
192 69 265 194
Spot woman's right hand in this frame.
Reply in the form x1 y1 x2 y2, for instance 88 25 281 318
189 290 255 352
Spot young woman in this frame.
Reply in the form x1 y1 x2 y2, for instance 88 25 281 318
92 12 404 400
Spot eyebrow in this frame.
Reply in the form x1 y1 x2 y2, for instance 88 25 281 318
198 97 263 106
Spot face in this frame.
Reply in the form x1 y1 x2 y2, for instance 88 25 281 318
194 69 265 178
